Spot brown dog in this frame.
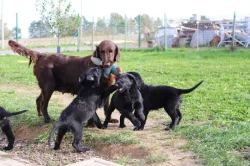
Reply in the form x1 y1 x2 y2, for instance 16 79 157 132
8 40 120 123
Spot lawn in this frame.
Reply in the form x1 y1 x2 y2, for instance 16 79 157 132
0 47 249 165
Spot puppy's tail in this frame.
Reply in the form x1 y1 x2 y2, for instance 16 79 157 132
8 110 29 117
8 40 43 67
178 80 203 95
48 121 63 148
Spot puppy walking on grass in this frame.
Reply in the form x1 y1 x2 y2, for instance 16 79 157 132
123 72 203 130
48 67 117 152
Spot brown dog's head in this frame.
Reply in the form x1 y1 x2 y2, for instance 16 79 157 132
93 40 120 67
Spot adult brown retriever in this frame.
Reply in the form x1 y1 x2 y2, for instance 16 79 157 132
8 40 120 123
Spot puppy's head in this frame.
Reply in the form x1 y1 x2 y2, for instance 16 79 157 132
79 66 103 88
114 73 137 93
93 40 120 67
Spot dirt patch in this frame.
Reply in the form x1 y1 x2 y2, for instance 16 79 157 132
0 84 203 166
94 143 149 159
15 125 49 141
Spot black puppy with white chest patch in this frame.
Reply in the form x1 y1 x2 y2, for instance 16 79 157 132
0 106 28 150
102 73 145 130
48 67 117 152
126 72 203 130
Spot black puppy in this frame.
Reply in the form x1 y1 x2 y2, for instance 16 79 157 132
102 73 145 130
0 106 28 150
125 72 203 130
48 67 117 152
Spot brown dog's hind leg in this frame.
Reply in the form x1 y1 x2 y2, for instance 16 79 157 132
36 92 43 116
41 84 54 123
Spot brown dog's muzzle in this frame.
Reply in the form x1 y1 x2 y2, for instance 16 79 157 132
103 62 111 67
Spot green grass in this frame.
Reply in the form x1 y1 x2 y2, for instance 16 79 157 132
0 47 249 165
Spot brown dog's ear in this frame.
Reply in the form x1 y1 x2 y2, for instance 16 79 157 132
114 44 120 62
93 45 100 59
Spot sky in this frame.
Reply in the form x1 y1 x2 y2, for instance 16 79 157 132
1 0 250 39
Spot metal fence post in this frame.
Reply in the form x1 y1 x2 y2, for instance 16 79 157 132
138 15 141 48
197 20 199 51
77 14 80 52
232 11 236 49
92 17 94 51
16 13 18 42
164 13 167 50
125 14 127 51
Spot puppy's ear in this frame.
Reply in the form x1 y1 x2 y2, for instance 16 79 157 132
127 74 138 87
127 73 142 90
79 74 85 85
114 44 120 62
93 45 100 59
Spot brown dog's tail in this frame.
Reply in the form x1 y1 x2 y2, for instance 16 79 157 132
8 40 42 66
178 80 203 95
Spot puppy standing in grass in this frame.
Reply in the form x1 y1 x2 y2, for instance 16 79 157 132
0 106 28 150
121 72 203 130
102 73 145 130
48 67 118 152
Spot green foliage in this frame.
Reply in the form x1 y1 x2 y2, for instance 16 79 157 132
145 155 168 163
0 19 13 39
29 20 52 38
35 0 80 45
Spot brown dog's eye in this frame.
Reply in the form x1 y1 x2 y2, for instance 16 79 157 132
101 50 105 54
109 50 113 53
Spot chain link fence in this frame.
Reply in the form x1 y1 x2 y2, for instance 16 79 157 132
2 14 250 52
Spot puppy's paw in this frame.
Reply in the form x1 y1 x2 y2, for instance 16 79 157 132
119 124 126 128
3 146 13 150
133 127 139 131
164 126 174 131
77 146 90 153
54 146 60 150
138 126 144 130
101 125 108 129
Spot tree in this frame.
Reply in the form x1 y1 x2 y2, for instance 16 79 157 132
11 27 21 39
35 0 80 51
154 17 163 27
109 13 125 34
96 17 106 32
0 20 13 39
28 20 52 38
201 15 210 21
127 17 137 34
82 16 91 30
